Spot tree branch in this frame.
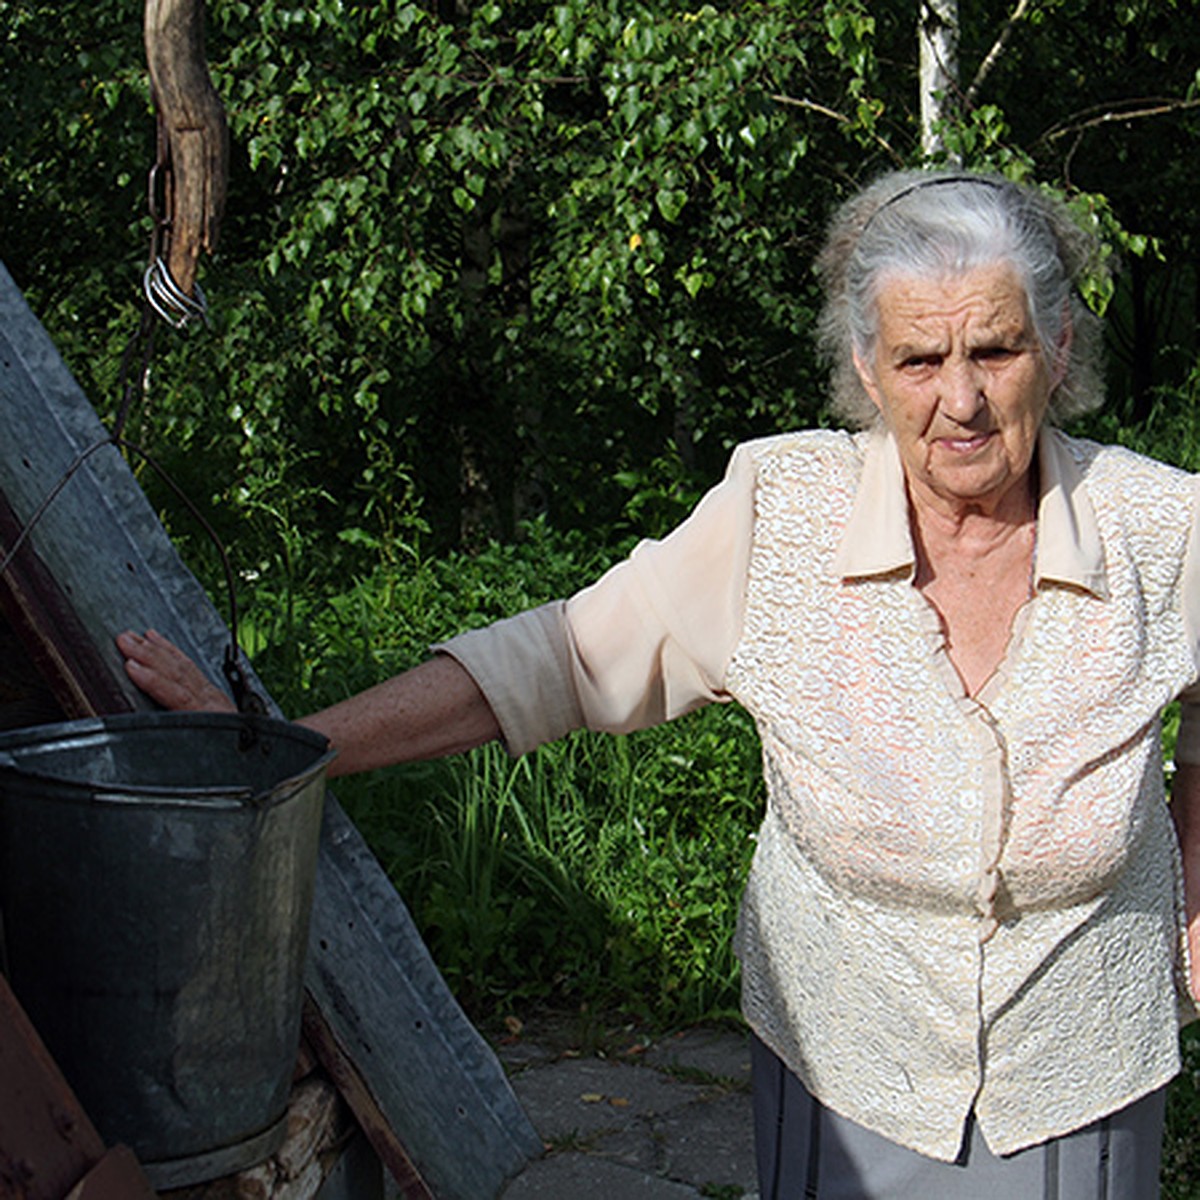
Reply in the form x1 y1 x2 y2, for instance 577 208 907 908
964 0 1031 109
1041 95 1200 143
144 0 228 298
919 0 959 159
768 93 905 165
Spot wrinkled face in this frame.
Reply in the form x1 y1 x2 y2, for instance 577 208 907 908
855 262 1065 518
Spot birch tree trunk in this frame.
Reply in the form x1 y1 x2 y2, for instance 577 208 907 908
918 0 960 162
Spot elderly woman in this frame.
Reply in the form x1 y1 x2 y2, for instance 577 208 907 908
119 169 1200 1198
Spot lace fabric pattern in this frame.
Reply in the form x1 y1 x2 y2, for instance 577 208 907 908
728 431 1200 1160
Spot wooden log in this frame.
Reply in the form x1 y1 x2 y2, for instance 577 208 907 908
159 1074 362 1200
143 0 228 297
272 1079 344 1184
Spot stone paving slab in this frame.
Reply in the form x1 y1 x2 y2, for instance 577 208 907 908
643 1027 753 1087
659 1090 756 1191
510 1056 711 1142
490 1017 759 1199
500 1153 703 1199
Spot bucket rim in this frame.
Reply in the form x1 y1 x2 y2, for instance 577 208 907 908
0 711 335 809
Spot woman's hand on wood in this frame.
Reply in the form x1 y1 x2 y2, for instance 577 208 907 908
116 628 235 713
117 629 501 778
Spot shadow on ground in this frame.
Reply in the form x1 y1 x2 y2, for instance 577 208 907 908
483 1011 759 1199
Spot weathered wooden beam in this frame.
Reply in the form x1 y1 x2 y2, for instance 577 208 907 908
63 1147 159 1200
300 1001 431 1200
0 975 157 1200
304 806 546 1196
0 258 542 1198
0 491 130 721
144 0 228 298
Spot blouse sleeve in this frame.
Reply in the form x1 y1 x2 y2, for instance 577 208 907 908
435 443 758 755
1174 476 1200 766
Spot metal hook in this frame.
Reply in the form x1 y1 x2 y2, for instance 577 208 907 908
144 257 209 330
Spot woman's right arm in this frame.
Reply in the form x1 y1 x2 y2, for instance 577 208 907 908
294 656 500 777
116 629 500 778
117 442 757 772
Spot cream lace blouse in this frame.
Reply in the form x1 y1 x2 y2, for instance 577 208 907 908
438 426 1200 1159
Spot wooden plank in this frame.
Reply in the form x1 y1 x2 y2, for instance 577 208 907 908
0 269 230 716
0 618 66 731
0 258 542 1198
0 973 106 1200
300 1001 431 1200
306 806 543 1197
63 1146 158 1200
0 491 130 721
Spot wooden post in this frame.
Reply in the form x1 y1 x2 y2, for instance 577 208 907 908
143 0 228 298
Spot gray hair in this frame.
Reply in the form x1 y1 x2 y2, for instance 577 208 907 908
815 169 1108 428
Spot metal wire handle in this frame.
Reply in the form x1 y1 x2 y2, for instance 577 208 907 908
0 434 263 716
0 101 256 712
143 118 210 332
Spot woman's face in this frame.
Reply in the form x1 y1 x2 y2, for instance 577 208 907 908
854 262 1065 519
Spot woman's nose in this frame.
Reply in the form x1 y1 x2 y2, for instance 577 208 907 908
939 358 986 422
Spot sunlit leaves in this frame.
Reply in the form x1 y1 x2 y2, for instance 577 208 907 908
13 0 1196 574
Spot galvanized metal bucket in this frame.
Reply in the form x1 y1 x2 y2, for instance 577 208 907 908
0 711 335 1188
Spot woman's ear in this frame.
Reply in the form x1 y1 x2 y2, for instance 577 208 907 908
853 349 884 415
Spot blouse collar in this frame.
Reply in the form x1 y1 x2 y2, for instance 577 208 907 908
833 425 1108 599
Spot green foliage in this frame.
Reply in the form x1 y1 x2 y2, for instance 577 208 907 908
1072 363 1200 470
1166 1024 1200 1200
237 513 616 709
337 703 762 1024
7 0 1199 584
3 0 906 581
249 519 761 1023
177 0 860 561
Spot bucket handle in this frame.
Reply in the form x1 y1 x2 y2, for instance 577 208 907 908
0 436 264 716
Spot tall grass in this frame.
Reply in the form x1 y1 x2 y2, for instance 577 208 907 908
238 516 763 1026
332 710 762 1024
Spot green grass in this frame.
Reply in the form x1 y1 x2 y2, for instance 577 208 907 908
333 709 762 1023
1165 1026 1200 1200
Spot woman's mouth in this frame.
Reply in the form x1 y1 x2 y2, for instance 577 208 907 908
937 431 994 454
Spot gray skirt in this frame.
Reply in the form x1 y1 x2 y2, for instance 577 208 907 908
751 1036 1166 1200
